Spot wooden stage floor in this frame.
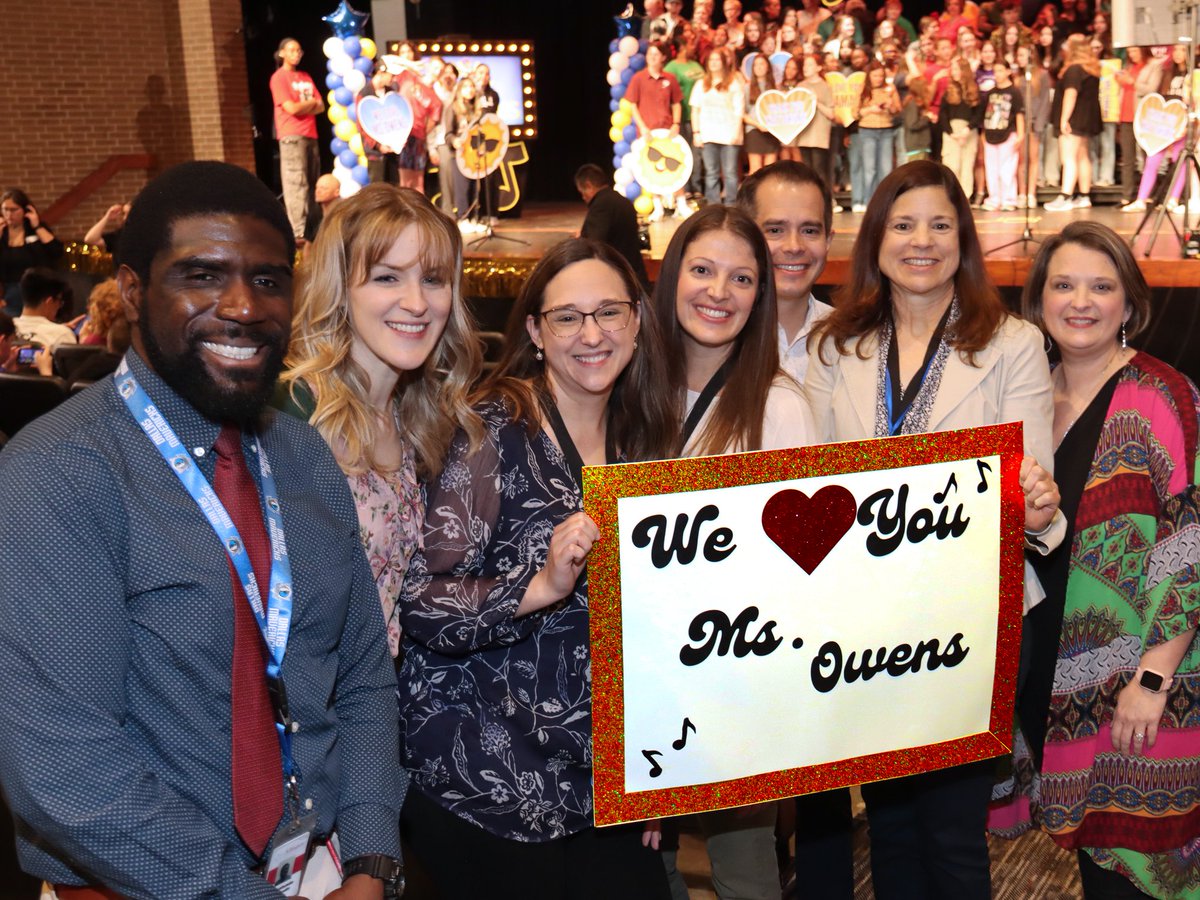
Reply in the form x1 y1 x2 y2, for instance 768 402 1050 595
472 200 1200 288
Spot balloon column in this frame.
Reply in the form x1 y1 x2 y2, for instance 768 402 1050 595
607 24 655 217
321 2 375 197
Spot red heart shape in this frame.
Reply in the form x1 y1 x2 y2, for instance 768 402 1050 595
761 486 857 575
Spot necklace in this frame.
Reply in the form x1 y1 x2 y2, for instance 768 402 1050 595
1052 346 1131 449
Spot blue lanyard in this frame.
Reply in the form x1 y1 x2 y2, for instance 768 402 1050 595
114 357 297 773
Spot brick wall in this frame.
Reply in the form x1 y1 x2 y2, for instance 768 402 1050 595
0 0 253 239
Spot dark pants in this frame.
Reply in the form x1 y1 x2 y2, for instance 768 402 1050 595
1118 122 1138 203
401 788 671 900
794 787 855 899
367 153 399 185
1078 850 1155 900
800 147 832 193
859 760 994 900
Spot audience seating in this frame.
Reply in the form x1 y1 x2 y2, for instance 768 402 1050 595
0 374 69 437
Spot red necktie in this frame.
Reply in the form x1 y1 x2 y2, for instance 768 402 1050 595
212 425 284 858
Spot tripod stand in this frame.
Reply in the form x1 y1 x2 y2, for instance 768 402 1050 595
1129 1 1200 258
987 62 1039 257
460 117 528 251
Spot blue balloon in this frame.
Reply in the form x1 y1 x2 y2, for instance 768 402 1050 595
322 1 369 39
609 39 620 53
609 100 620 112
614 140 631 157
354 56 374 75
623 124 638 142
352 164 370 185
639 39 649 53
326 72 343 90
331 138 350 155
629 54 646 72
613 154 624 168
624 180 641 200
345 102 358 122
343 36 362 57
338 149 359 168
609 84 625 100
613 15 637 39
620 68 634 85
334 87 354 106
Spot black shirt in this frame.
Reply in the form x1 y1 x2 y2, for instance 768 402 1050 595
581 188 650 291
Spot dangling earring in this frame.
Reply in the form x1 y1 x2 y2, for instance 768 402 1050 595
1120 321 1127 350
535 345 544 361
633 338 639 350
1043 332 1054 355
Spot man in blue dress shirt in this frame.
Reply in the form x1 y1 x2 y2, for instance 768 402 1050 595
0 162 405 899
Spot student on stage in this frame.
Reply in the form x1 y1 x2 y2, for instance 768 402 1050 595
744 53 782 174
980 59 1025 211
690 47 748 206
1044 34 1101 212
937 55 983 205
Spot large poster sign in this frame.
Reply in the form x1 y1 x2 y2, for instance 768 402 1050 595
826 71 866 127
755 87 818 145
1099 58 1122 124
585 424 1025 826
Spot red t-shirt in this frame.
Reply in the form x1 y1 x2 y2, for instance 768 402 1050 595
270 67 319 139
396 72 443 142
625 70 683 131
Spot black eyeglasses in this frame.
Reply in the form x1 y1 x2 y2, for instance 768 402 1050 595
538 301 636 337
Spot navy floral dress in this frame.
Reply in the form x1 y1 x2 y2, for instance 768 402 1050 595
397 398 594 841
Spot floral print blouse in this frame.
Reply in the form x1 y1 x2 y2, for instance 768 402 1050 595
348 445 424 659
397 399 593 841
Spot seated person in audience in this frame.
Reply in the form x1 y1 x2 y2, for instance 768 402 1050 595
78 278 122 346
0 312 54 376
304 173 342 242
575 163 651 291
13 268 76 352
82 203 131 255
69 314 129 384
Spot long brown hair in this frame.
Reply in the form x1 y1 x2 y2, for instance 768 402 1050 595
943 55 980 105
482 239 677 463
284 184 483 478
702 46 738 91
651 205 783 455
814 159 1007 364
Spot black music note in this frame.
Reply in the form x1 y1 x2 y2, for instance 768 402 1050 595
933 472 958 504
672 717 697 751
643 749 664 778
976 460 992 493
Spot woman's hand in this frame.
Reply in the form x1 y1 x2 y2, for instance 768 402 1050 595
519 512 600 615
1111 680 1168 755
1060 121 1072 136
642 819 663 850
1021 455 1059 534
25 204 41 229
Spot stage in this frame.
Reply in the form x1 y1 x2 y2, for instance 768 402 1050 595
468 198 1200 288
462 199 1200 384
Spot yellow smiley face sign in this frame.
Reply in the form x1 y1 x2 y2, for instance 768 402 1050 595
456 113 510 179
630 130 694 197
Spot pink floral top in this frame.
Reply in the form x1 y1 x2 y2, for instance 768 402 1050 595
347 446 424 658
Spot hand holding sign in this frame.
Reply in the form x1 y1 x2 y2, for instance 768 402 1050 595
522 512 599 614
754 88 818 146
357 92 414 150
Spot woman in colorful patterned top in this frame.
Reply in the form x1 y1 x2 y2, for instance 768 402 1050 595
996 221 1200 900
280 184 483 659
396 239 677 899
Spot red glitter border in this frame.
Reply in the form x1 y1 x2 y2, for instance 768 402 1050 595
584 423 1025 826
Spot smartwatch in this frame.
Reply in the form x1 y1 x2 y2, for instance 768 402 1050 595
343 854 405 898
1136 668 1172 694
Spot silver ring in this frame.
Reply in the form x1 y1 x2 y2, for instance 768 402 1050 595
1134 732 1145 740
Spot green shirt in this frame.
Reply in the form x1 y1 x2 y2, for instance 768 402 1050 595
665 59 705 120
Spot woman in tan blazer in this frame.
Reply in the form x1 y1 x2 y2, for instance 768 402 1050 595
805 159 1062 900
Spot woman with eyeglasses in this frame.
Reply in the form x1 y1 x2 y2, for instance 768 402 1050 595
1 188 63 313
396 238 676 899
645 203 814 900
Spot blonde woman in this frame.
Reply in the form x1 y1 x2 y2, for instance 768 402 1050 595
279 183 483 658
1043 34 1102 212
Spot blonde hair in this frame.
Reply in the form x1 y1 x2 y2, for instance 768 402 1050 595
284 184 482 478
81 278 123 341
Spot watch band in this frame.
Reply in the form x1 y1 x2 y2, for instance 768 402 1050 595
343 854 405 897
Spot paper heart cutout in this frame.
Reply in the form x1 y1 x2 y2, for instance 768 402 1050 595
761 486 857 575
825 71 866 127
357 92 414 151
755 88 818 145
1133 93 1187 157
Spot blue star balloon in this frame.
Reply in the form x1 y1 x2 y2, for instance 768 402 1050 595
614 2 637 39
323 1 369 38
